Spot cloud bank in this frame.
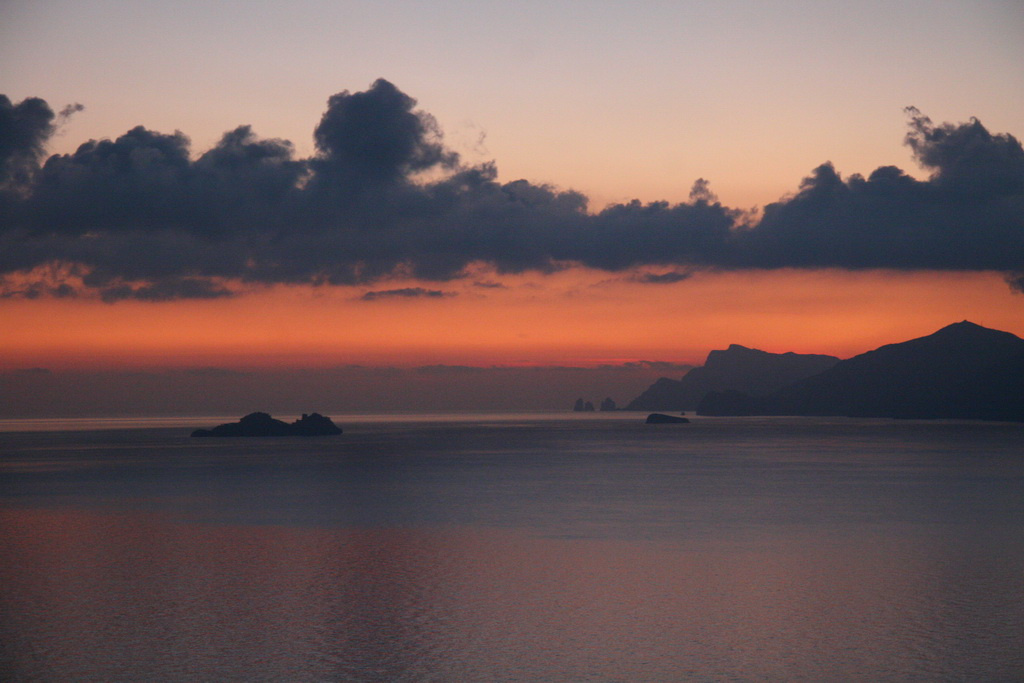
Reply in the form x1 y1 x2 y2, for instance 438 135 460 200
2 82 1022 300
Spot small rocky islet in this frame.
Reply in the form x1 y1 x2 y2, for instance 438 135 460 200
645 413 690 424
191 412 342 437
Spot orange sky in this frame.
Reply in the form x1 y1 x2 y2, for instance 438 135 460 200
4 268 1020 372
2 3 1022 417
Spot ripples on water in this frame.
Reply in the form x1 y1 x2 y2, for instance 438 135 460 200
1 414 1023 680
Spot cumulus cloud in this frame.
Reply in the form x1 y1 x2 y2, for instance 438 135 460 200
310 79 458 190
1 83 1022 301
0 95 66 189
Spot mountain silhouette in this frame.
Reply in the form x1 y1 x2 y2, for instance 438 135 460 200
626 345 839 411
698 321 1024 421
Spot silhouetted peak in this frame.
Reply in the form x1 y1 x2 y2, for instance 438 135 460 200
699 321 1024 421
626 343 839 411
889 321 1024 354
705 344 766 367
932 320 1009 338
937 320 981 333
705 344 838 369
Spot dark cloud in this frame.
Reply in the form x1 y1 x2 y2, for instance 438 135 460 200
99 277 235 303
1007 273 1024 295
631 271 693 285
0 281 74 299
360 287 453 301
904 106 1024 198
310 78 457 190
1 85 1022 300
577 190 736 271
58 103 85 120
0 95 61 189
744 107 1024 273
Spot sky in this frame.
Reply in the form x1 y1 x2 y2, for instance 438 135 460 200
1 0 1023 415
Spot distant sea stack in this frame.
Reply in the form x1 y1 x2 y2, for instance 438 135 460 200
626 345 839 412
191 412 343 437
698 321 1024 422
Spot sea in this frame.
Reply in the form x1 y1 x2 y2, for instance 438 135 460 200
1 412 1022 681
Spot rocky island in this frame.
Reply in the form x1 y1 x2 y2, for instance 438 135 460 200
645 413 690 424
191 412 343 437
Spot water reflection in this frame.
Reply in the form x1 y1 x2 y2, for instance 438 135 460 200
2 505 1022 681
2 416 1023 680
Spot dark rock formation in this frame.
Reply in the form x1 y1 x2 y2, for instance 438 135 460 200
599 397 617 411
698 321 1024 422
626 345 839 411
646 413 690 424
192 412 343 437
573 398 586 412
583 401 595 412
290 412 344 435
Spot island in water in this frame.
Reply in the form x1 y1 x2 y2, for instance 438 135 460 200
191 412 343 437
645 413 690 424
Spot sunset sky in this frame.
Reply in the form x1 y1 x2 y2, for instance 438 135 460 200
2 0 1022 415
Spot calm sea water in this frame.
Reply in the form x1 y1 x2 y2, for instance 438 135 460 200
1 413 1022 681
